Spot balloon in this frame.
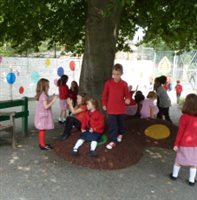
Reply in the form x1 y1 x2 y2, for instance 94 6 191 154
45 58 51 66
54 78 58 86
19 86 24 94
0 56 2 64
69 61 76 71
6 72 16 84
57 67 64 77
31 71 40 83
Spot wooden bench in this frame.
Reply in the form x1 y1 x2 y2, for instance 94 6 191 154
0 97 29 136
0 112 16 148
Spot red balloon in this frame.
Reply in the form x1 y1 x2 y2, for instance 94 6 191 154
69 61 76 71
19 86 24 94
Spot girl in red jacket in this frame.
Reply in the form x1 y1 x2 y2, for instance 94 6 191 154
170 93 197 186
57 75 69 123
68 81 78 108
72 98 105 157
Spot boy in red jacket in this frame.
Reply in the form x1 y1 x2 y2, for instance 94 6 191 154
102 63 130 150
72 98 104 157
175 80 183 104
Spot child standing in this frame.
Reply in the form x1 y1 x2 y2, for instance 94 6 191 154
59 93 87 140
72 98 105 157
175 80 183 104
68 81 79 109
57 74 69 123
140 91 159 119
34 78 57 150
154 76 172 123
170 94 197 186
102 63 130 150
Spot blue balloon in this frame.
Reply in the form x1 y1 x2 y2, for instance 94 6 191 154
31 71 40 83
57 67 64 77
6 72 16 84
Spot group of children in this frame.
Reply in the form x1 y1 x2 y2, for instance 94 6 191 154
57 75 78 123
34 63 197 186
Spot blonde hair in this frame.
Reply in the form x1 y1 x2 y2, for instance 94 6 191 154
182 93 197 116
35 78 49 100
147 91 157 99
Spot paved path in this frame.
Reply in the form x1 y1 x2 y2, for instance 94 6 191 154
0 101 196 200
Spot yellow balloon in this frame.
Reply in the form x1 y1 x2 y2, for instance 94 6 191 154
45 58 51 66
144 124 170 140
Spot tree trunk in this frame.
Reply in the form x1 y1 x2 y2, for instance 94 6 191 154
79 0 123 100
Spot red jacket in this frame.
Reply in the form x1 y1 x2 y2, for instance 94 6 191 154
81 110 105 134
76 105 87 123
175 84 183 94
175 114 197 147
102 79 130 114
58 85 69 100
69 89 77 105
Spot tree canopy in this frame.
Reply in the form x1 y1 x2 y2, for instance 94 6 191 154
0 0 196 54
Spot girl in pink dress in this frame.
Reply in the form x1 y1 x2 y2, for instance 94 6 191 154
140 91 159 119
34 78 57 150
170 93 197 186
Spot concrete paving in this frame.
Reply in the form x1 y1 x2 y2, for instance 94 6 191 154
0 100 196 200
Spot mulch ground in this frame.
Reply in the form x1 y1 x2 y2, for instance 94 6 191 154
53 117 178 170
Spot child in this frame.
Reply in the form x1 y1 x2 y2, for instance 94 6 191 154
128 85 136 105
140 91 159 119
134 90 145 117
175 80 183 104
72 98 105 157
102 63 130 150
154 76 172 123
125 85 137 116
34 78 57 150
57 74 69 123
59 93 87 140
68 81 79 110
170 93 197 186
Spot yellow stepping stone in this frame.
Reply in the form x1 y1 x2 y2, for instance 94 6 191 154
144 124 170 140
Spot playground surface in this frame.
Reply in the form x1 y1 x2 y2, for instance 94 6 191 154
0 101 196 200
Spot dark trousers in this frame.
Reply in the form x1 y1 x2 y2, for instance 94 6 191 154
157 107 172 123
108 114 125 142
176 93 181 104
62 116 81 137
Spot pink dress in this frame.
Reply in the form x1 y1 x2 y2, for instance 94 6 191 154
34 92 54 130
140 99 159 118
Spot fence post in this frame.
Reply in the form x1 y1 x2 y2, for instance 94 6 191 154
22 97 28 136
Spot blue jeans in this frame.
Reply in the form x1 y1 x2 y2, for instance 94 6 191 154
108 114 125 142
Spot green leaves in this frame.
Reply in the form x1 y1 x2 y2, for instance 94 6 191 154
0 0 196 54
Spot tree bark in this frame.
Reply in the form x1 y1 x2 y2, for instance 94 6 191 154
79 0 123 100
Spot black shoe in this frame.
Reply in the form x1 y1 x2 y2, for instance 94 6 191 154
188 180 196 186
46 144 53 149
89 150 98 157
39 145 51 151
169 173 177 180
58 120 63 124
59 134 69 141
72 149 78 156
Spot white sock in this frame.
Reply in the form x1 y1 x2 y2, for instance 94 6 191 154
59 117 62 121
73 139 84 150
90 141 98 151
63 118 66 121
172 164 181 177
189 167 197 183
